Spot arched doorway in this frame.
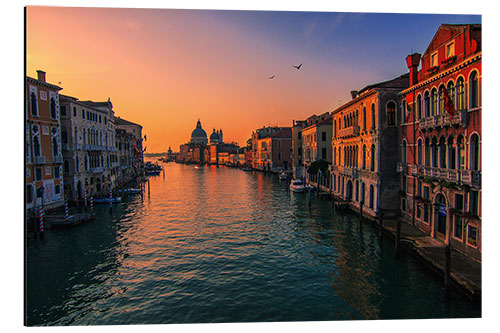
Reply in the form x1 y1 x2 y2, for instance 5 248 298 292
76 181 82 200
346 180 353 201
434 193 447 237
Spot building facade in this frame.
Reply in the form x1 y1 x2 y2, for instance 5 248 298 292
330 74 409 218
59 95 118 200
302 117 333 183
399 24 481 260
26 70 64 212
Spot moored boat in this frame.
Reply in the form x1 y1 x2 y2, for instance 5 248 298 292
93 197 122 204
290 179 306 193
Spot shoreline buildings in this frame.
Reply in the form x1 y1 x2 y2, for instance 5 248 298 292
330 73 409 218
26 70 64 212
26 70 145 212
399 24 481 260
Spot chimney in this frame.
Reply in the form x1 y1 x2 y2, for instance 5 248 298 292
36 70 46 82
406 53 421 86
350 90 358 99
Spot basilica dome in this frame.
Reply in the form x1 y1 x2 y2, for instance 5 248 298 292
191 119 208 145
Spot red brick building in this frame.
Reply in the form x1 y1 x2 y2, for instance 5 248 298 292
399 24 481 260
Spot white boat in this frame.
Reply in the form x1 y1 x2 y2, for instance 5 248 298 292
93 197 122 204
290 179 306 193
118 188 142 195
279 172 288 180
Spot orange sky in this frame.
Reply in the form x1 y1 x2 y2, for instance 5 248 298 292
26 6 374 152
27 6 473 152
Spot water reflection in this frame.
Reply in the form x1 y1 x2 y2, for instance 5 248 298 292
26 162 480 325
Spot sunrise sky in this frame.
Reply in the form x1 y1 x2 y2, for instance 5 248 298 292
26 6 480 152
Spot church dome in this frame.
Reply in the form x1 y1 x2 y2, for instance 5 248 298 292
191 119 208 144
210 128 220 143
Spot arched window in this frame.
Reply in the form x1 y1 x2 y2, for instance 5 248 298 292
52 137 59 157
439 137 446 168
370 144 376 171
401 100 406 124
50 97 57 119
416 94 422 120
362 145 366 170
456 77 465 110
470 133 480 170
457 135 465 170
424 91 430 117
386 101 396 126
425 137 430 167
76 156 80 172
447 81 455 105
356 110 359 126
355 146 359 168
369 185 375 209
355 180 359 202
33 134 40 157
417 138 423 165
438 85 445 115
64 160 69 174
363 107 367 130
361 182 365 204
371 104 376 129
30 92 38 116
448 136 456 170
402 140 407 164
334 120 337 137
470 71 479 108
431 137 438 168
431 88 437 116
333 147 336 165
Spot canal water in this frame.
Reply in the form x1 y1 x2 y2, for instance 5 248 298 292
26 162 480 325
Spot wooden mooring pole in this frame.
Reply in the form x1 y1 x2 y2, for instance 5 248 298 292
378 213 383 239
444 244 451 298
395 219 402 258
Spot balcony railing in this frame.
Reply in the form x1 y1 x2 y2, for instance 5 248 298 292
53 155 63 164
62 143 69 151
358 169 378 181
338 125 360 139
107 146 118 152
417 165 481 186
33 156 45 164
75 143 82 150
418 110 467 130
90 166 104 173
86 144 105 151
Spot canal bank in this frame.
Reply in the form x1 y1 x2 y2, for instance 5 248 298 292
307 182 481 302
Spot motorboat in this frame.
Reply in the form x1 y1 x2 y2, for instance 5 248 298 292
93 197 122 204
305 184 315 191
289 179 306 193
241 167 253 171
118 188 142 195
279 172 288 180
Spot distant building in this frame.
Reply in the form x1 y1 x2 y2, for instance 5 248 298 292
26 70 64 212
399 24 481 260
115 116 144 164
250 126 283 170
178 119 212 164
302 116 333 184
166 147 178 162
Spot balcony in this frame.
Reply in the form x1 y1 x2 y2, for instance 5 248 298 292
418 110 468 130
90 166 104 173
358 169 378 181
62 143 69 151
107 146 118 152
33 156 45 164
86 144 105 151
75 143 82 150
418 166 481 186
338 125 360 139
53 155 63 164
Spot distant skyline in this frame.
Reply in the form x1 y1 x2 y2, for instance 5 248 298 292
26 6 480 152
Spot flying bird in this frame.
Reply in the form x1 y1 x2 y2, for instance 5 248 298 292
293 63 303 70
268 75 275 79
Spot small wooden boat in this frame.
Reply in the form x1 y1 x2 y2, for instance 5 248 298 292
118 188 142 195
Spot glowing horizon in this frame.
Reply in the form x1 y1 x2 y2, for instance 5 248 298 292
26 6 480 152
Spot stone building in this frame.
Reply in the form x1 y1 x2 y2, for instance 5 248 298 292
26 70 64 212
399 24 481 260
330 73 409 219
